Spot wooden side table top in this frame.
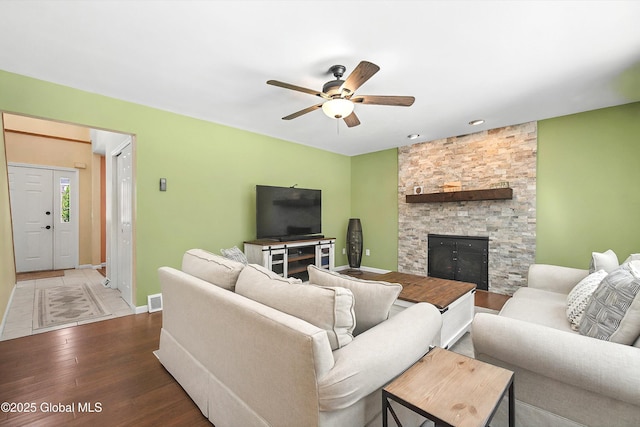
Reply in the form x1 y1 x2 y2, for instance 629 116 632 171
377 271 476 309
383 347 514 427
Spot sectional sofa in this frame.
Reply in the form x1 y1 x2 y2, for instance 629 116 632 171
473 255 640 427
156 249 442 427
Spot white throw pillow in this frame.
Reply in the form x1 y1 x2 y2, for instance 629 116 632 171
589 249 619 273
624 253 640 264
236 264 355 350
566 269 608 331
220 246 248 265
307 265 402 335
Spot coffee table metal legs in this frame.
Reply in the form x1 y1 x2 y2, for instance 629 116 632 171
383 379 515 427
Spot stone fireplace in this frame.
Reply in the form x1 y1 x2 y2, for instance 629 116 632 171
398 122 537 295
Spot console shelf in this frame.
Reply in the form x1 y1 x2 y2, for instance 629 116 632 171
244 237 335 281
406 188 512 203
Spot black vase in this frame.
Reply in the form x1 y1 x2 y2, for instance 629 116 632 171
346 218 363 270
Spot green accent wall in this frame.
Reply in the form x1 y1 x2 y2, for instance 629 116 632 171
0 114 17 321
350 148 398 271
537 102 640 268
1 67 638 319
0 70 350 310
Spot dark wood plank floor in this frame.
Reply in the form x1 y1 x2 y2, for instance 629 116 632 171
0 313 210 426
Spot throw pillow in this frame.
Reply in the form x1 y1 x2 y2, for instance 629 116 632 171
220 246 248 265
579 264 640 344
624 253 640 264
566 269 608 331
307 265 402 335
589 249 619 273
182 249 245 291
235 264 355 350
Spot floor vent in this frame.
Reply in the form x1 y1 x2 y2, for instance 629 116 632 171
147 293 163 313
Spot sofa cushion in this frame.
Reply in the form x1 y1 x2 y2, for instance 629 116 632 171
499 292 575 333
235 264 355 350
579 263 640 345
307 265 402 335
566 269 608 331
182 249 245 291
589 249 619 273
220 246 248 265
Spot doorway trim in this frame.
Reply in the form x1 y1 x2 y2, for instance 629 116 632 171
106 137 136 310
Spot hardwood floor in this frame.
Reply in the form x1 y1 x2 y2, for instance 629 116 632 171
0 270 508 426
0 313 210 426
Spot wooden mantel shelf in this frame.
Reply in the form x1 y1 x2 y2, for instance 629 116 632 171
406 188 513 203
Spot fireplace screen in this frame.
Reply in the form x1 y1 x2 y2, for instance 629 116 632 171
428 234 488 291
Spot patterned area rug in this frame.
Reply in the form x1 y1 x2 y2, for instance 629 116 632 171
34 284 111 329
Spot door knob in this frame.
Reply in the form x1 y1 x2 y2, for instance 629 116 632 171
41 225 52 230
45 211 51 215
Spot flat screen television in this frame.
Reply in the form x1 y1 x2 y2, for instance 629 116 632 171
256 185 322 240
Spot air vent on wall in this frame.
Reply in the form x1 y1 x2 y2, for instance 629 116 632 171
147 293 163 313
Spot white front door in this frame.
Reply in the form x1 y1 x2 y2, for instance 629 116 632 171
8 164 78 272
116 143 133 307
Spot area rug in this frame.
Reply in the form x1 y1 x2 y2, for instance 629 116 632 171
34 284 111 329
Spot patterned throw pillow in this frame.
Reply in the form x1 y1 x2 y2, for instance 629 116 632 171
220 246 248 265
579 263 640 344
566 269 608 331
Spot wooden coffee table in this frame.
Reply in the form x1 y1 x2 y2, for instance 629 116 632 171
383 347 514 427
379 272 476 348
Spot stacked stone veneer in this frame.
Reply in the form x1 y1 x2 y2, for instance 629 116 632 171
398 122 537 295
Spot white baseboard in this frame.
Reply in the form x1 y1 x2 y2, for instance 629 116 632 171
0 284 17 338
135 305 149 314
334 265 391 274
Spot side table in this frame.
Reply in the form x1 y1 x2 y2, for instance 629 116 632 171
383 347 514 427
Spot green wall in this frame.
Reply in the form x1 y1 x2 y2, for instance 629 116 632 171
350 148 398 271
537 102 640 268
0 69 351 310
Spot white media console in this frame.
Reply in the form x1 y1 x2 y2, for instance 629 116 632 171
244 237 335 281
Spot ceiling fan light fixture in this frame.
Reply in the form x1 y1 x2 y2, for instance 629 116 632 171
322 98 354 119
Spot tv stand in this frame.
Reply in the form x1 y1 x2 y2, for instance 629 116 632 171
244 237 335 281
278 234 324 242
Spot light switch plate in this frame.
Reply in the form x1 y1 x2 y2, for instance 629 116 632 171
159 178 167 191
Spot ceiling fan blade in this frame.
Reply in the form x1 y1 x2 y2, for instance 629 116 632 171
267 80 327 98
340 61 380 95
282 103 323 120
343 111 361 128
351 95 415 106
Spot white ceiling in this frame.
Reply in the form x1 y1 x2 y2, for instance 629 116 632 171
1 1 639 156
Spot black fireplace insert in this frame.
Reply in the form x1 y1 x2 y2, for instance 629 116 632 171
428 234 489 291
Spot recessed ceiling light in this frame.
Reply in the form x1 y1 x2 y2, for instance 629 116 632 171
469 119 485 126
407 134 420 139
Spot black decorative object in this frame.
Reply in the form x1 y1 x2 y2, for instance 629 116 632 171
346 218 363 271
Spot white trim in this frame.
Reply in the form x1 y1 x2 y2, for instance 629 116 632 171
334 264 391 274
0 284 17 338
135 305 149 314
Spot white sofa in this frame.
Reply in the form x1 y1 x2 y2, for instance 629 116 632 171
473 263 640 427
156 249 442 427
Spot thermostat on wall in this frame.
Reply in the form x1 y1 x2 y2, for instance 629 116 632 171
414 185 423 195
